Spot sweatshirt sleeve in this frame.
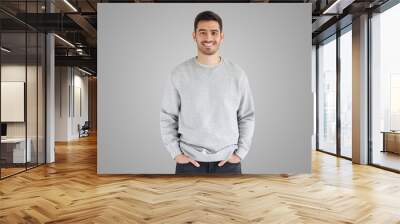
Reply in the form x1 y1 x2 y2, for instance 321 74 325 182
160 73 183 160
234 73 255 161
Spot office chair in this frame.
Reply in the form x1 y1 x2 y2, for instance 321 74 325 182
79 121 90 138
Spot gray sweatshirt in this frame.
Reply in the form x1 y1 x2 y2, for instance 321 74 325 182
160 56 255 162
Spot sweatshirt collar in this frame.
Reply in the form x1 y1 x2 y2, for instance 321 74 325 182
194 56 224 69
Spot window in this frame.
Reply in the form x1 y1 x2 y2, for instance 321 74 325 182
371 2 400 171
318 36 337 154
339 28 352 158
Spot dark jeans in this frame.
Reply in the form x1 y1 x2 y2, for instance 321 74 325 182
175 161 242 175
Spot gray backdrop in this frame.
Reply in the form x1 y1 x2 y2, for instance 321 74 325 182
98 3 312 174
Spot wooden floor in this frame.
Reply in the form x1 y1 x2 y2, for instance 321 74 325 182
1 134 400 223
0 167 26 178
373 151 400 171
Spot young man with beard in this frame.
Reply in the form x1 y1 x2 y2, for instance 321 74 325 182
160 10 255 174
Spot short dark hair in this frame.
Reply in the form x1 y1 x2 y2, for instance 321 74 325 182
194 11 223 32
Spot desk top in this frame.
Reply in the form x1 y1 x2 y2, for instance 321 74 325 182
1 138 29 143
381 131 400 134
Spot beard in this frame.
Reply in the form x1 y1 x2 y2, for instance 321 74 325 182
197 41 220 55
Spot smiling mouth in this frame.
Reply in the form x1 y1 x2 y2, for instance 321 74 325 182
202 42 214 47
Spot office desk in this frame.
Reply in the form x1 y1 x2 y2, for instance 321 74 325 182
1 138 32 164
381 131 400 154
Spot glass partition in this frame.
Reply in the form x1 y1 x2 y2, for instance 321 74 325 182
317 35 337 155
0 31 28 177
27 31 38 169
0 1 46 179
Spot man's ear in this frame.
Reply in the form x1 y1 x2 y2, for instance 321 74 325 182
220 32 224 43
192 31 196 41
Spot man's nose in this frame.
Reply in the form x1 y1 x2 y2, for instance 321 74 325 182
205 33 213 40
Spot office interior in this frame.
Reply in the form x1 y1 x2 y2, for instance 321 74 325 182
0 0 97 179
0 0 400 223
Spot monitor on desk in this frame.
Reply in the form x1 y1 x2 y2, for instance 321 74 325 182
1 123 7 138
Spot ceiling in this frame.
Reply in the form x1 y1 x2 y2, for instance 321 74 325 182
0 0 392 75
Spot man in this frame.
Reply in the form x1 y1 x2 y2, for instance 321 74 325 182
160 10 255 174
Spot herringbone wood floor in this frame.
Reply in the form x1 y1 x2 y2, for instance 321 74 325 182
1 134 400 224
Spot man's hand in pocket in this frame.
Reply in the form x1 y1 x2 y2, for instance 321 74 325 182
218 154 241 167
175 154 200 167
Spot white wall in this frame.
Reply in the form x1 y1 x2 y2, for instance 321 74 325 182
1 65 39 138
55 66 70 141
55 67 89 141
1 64 46 164
1 66 26 132
72 72 89 138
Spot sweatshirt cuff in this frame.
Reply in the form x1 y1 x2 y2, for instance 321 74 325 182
234 147 249 161
166 142 182 160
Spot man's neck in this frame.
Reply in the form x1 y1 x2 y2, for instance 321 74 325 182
196 53 221 66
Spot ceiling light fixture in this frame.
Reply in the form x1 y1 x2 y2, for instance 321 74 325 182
78 67 93 76
54 34 75 48
63 0 78 12
1 47 11 53
322 0 355 15
76 48 84 55
323 0 343 14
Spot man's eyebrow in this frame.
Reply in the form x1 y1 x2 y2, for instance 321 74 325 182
198 29 220 32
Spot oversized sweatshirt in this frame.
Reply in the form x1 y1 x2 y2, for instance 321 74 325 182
160 56 255 162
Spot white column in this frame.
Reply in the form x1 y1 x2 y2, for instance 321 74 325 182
45 0 55 163
352 14 369 164
46 32 55 163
